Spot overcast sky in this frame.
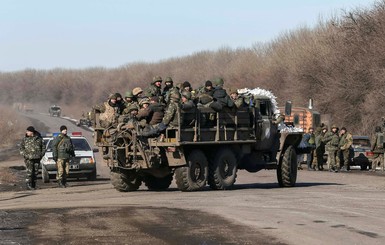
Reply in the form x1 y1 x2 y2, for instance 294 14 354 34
0 0 377 72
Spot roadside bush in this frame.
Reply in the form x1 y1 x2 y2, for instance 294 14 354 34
0 106 28 147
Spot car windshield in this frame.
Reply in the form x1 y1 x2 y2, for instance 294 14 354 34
46 138 91 152
353 139 371 147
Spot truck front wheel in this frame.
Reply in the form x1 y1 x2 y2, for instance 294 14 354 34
208 148 237 190
277 145 297 187
175 149 208 191
110 169 142 192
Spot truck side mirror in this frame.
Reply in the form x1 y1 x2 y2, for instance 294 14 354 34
285 101 292 116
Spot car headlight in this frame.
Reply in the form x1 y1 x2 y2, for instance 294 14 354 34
80 157 95 164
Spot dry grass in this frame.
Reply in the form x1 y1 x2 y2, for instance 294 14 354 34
0 167 18 183
0 106 28 147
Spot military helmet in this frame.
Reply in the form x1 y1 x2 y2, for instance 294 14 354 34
132 87 143 96
153 76 162 83
139 98 150 106
109 93 117 100
229 87 238 95
125 90 134 98
165 77 173 83
331 124 338 129
181 91 192 100
115 92 122 99
214 77 224 86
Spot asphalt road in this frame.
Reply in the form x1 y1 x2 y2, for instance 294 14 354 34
1 111 385 245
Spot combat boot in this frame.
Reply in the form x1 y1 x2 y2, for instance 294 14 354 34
58 180 65 188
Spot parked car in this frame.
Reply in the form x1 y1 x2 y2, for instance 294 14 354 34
348 135 372 170
40 132 98 182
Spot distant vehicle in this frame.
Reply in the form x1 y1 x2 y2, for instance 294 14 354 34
348 135 372 170
76 118 92 127
49 105 61 117
40 132 98 182
24 104 34 113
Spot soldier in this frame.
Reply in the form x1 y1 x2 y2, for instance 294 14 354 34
306 127 316 170
148 96 165 126
212 78 234 109
145 76 162 98
312 125 325 170
161 92 181 128
370 126 384 172
19 126 45 190
136 98 152 127
322 125 340 172
162 77 180 104
229 88 246 109
93 93 124 128
181 91 196 126
52 125 75 188
338 127 353 172
124 90 135 106
181 81 193 93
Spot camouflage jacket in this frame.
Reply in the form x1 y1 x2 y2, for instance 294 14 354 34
52 133 75 160
339 132 353 150
163 86 180 104
371 132 384 153
20 134 45 160
213 87 234 108
322 131 340 151
162 101 180 127
95 101 122 128
233 97 245 109
145 84 162 98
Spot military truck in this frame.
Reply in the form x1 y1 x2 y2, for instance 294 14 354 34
49 105 61 117
93 88 304 192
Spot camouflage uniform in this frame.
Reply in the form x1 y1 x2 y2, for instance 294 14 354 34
52 132 75 187
338 128 353 171
370 127 384 171
322 126 340 172
312 126 326 170
145 76 162 99
162 96 181 128
181 91 196 126
19 128 45 189
93 99 123 128
212 78 234 109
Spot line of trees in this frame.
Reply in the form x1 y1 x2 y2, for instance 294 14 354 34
1 0 385 135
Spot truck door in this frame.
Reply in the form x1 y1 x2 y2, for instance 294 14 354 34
255 100 278 150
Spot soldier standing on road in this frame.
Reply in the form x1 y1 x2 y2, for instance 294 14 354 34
306 127 316 171
338 127 353 172
19 126 45 190
312 125 326 170
370 126 384 172
52 125 75 188
322 125 340 172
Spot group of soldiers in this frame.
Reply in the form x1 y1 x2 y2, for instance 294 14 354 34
302 124 384 172
92 76 247 136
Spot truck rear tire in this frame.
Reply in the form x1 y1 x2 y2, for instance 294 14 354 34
277 145 297 187
175 149 208 191
111 170 142 192
143 174 173 191
208 148 237 190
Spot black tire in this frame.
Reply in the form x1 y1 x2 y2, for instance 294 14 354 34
42 166 50 183
87 169 97 181
175 149 208 191
143 174 173 191
277 145 297 187
208 148 237 190
360 164 368 170
110 170 142 192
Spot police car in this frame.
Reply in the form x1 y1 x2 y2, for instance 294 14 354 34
40 132 98 182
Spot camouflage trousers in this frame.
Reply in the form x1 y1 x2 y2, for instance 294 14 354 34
336 149 350 169
56 159 70 183
25 159 40 186
371 153 384 171
327 150 338 170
